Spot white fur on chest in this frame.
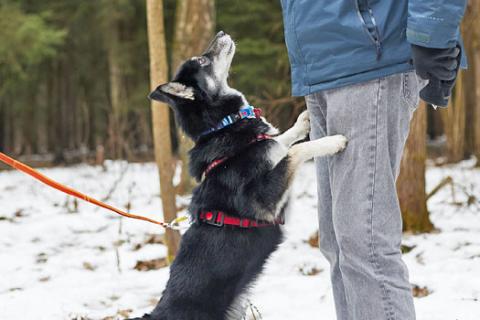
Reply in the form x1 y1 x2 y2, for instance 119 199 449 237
266 142 288 168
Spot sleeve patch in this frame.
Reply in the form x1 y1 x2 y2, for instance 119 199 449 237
406 29 431 44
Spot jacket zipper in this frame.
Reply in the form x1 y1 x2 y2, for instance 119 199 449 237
354 0 383 60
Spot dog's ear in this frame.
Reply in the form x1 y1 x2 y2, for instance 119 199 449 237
148 82 195 105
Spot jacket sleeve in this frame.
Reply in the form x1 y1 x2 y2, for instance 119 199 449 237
407 0 467 48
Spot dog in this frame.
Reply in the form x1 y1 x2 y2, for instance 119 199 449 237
128 31 347 320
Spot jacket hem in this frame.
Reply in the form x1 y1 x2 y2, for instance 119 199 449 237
291 62 414 97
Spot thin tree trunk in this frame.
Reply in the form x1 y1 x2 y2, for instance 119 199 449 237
173 0 215 194
440 70 466 163
471 1 480 164
462 3 477 158
397 102 434 233
146 0 181 262
106 12 127 160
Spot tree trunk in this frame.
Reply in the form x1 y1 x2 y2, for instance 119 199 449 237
146 0 181 262
461 3 477 158
440 70 466 163
397 102 434 233
470 1 480 165
172 0 215 194
440 16 470 163
106 8 127 160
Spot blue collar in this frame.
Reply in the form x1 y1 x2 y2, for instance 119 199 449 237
199 105 261 138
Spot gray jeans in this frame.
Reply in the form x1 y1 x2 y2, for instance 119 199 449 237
306 71 422 320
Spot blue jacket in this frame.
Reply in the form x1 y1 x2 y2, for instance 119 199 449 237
280 0 467 96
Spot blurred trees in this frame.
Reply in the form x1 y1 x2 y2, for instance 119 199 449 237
0 0 298 161
1 1 480 236
0 0 151 161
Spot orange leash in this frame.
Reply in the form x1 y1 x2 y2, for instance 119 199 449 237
0 152 183 229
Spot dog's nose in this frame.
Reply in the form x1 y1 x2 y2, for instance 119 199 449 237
216 30 225 37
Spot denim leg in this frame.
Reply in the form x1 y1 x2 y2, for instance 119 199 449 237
306 93 350 320
307 72 419 320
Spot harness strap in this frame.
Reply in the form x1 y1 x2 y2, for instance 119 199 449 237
198 210 284 228
203 133 273 177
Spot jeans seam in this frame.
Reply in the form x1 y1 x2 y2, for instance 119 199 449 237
369 78 396 320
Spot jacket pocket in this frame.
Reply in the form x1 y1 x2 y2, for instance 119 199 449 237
354 0 382 60
402 71 420 112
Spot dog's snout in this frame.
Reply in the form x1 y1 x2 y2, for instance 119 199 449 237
216 30 225 37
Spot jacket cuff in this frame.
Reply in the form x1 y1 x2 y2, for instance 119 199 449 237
407 17 460 49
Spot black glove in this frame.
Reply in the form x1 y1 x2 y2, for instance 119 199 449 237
411 44 461 107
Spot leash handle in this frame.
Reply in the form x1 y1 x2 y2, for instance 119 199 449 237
0 152 183 229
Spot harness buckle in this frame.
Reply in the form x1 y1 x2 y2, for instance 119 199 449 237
204 211 224 227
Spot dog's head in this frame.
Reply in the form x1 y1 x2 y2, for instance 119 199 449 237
149 31 246 139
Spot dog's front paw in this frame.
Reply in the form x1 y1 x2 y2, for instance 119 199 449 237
294 110 310 137
326 135 348 154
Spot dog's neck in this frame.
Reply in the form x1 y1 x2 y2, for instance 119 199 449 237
189 118 272 181
220 84 249 108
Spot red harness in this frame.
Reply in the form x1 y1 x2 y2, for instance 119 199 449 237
200 133 283 228
198 210 284 228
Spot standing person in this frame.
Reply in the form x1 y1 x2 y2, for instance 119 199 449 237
280 1 467 320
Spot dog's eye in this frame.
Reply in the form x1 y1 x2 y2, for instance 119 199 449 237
198 56 210 66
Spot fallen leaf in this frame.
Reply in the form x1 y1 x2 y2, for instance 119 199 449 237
412 284 431 298
132 234 165 251
134 257 168 271
117 309 133 317
83 262 96 271
14 209 25 217
401 244 416 254
102 308 133 320
145 234 165 245
306 231 319 248
298 263 323 276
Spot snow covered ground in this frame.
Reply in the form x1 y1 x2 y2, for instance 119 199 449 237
0 160 479 319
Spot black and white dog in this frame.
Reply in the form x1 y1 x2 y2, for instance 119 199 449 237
129 31 347 320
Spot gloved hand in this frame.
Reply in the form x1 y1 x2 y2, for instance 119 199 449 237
411 44 461 107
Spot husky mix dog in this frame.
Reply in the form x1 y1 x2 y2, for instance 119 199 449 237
128 31 347 320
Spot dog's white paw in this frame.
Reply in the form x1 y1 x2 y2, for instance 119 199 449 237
294 110 310 137
326 135 348 154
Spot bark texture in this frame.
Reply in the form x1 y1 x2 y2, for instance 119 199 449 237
146 0 181 262
469 2 480 164
397 102 434 233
